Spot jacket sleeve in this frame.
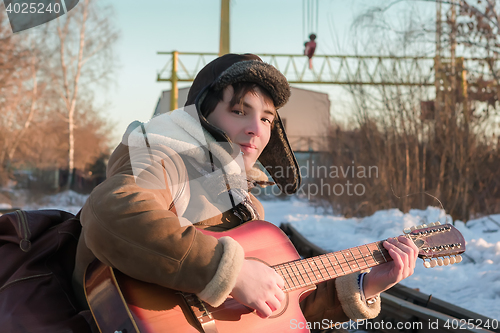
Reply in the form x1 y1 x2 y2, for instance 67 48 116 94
300 272 381 324
80 142 244 307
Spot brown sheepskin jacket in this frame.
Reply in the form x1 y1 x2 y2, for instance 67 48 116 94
73 140 381 326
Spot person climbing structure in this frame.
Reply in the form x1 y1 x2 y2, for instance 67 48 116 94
304 33 316 69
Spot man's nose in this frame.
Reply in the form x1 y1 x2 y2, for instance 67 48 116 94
245 117 264 137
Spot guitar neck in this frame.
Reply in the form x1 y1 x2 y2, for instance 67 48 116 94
273 240 391 292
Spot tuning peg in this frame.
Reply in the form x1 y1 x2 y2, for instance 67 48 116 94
437 258 444 266
434 221 441 226
430 259 438 268
449 256 456 264
410 226 417 231
423 260 431 268
455 255 463 263
403 228 412 234
443 257 450 265
414 224 428 229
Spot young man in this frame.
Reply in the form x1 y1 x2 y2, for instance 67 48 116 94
73 53 418 327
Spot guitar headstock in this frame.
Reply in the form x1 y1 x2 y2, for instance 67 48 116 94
404 222 466 268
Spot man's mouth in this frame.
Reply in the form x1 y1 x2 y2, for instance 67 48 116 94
239 144 257 154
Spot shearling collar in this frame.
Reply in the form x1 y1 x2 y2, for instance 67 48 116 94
123 106 242 175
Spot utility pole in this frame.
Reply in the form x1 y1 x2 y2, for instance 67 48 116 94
434 0 445 200
170 50 178 111
435 0 442 113
450 0 457 99
219 0 230 56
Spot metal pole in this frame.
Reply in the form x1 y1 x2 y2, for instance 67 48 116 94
435 0 442 113
462 63 469 222
450 0 457 96
219 0 230 56
170 50 178 111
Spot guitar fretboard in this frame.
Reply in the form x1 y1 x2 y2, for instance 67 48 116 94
273 241 391 292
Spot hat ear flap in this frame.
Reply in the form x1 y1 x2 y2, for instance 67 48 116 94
258 113 301 195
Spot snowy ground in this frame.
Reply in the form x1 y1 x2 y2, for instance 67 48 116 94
2 191 498 320
0 189 89 215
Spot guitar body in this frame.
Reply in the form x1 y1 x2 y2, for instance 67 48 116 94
85 221 316 333
85 219 465 333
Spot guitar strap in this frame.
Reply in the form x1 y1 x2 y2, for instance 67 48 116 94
181 293 220 333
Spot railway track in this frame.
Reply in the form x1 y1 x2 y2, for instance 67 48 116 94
0 208 20 215
279 223 499 333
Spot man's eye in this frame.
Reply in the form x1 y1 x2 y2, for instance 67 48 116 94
232 110 244 115
262 118 272 124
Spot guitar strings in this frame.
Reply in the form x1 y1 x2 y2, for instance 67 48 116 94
197 245 389 314
272 242 389 292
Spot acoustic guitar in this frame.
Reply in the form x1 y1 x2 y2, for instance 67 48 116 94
84 220 465 333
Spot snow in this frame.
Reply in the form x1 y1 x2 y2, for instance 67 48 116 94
261 198 500 321
1 190 89 215
2 191 499 320
0 203 12 209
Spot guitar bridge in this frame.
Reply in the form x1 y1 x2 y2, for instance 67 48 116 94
179 292 219 333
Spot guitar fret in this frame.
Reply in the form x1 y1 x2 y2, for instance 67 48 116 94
350 247 360 268
347 248 360 270
311 257 326 281
340 250 354 273
355 246 370 269
366 243 382 264
325 253 339 277
332 252 346 274
281 264 294 290
291 261 307 287
299 260 314 285
285 262 300 287
305 258 319 283
338 251 352 274
318 255 332 279
318 256 332 280
364 244 379 266
375 242 388 263
275 264 284 280
325 254 336 278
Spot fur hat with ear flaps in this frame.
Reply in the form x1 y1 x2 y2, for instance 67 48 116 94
185 53 301 195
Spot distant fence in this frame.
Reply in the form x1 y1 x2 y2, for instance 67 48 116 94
13 169 105 194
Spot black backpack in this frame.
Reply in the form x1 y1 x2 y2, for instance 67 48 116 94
0 209 97 333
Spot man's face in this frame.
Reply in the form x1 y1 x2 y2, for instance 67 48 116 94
207 85 276 171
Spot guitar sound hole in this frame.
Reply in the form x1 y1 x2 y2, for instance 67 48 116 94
207 293 289 321
268 292 289 319
241 256 290 319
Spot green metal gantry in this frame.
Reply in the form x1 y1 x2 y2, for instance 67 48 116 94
157 51 497 110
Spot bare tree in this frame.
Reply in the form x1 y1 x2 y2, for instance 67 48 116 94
321 0 500 221
42 0 118 188
0 1 118 191
0 7 37 184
